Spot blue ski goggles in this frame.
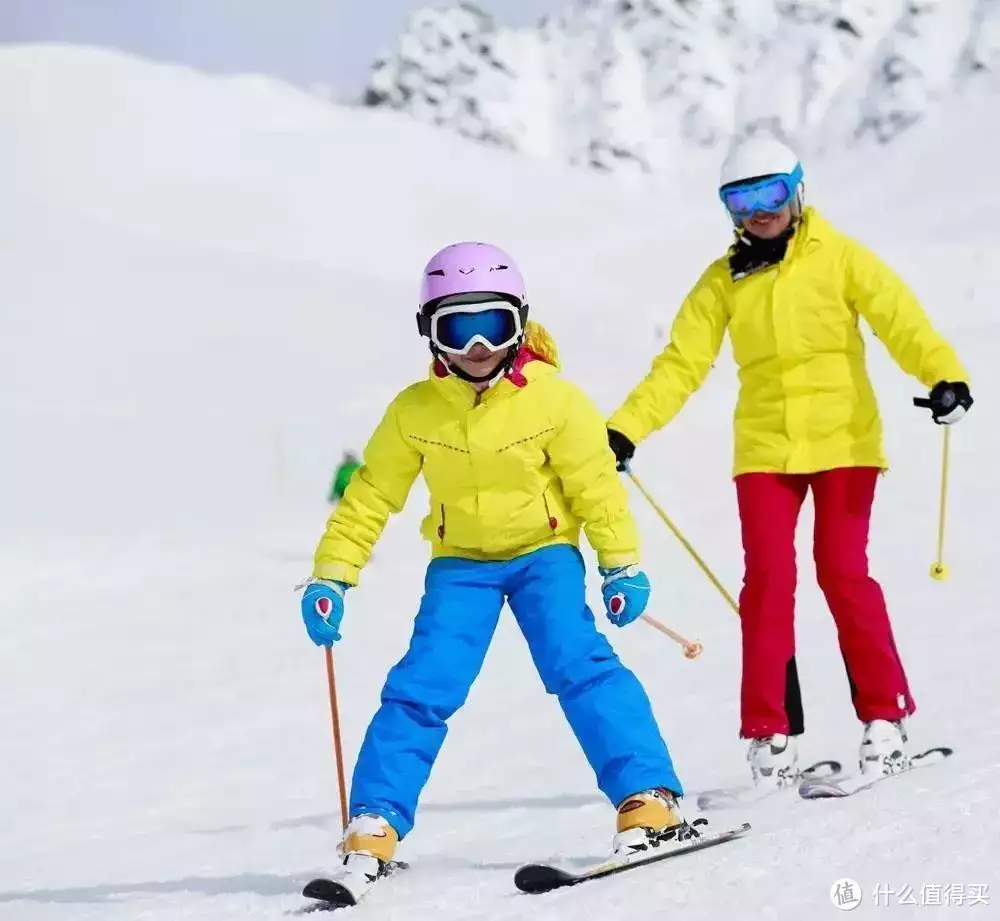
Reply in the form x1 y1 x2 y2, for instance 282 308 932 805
429 299 523 356
719 162 803 218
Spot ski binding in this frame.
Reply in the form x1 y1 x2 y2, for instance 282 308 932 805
799 746 953 799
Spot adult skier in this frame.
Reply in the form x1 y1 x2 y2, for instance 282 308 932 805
298 242 695 888
606 137 973 788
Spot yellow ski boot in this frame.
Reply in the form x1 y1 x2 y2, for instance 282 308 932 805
613 789 700 856
340 814 399 867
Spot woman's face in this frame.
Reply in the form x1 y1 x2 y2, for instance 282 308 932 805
741 205 793 239
446 342 506 384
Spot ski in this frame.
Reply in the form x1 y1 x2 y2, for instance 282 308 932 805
514 822 752 894
799 746 953 799
697 759 843 810
302 859 408 911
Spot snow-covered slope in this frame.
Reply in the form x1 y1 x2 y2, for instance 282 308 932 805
2 44 999 921
365 0 1000 172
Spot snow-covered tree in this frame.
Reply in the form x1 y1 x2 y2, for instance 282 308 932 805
858 0 976 142
959 0 1000 81
589 26 652 173
363 4 519 148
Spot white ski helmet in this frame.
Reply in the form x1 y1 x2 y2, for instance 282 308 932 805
719 136 804 219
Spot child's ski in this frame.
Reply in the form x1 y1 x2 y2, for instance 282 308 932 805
697 759 842 810
302 859 407 910
799 747 953 799
514 822 751 894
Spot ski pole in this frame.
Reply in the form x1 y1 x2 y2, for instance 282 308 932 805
627 471 740 614
930 426 951 580
323 648 349 831
913 398 952 580
640 613 704 659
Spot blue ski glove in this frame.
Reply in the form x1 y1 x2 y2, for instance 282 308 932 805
300 579 348 646
599 565 650 627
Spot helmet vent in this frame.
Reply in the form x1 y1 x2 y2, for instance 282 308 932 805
427 269 446 276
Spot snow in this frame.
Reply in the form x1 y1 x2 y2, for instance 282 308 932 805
2 42 999 920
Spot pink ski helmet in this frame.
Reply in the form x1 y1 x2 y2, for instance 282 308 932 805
416 241 529 354
418 242 527 313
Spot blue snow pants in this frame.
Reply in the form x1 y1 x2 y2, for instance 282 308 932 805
349 545 681 838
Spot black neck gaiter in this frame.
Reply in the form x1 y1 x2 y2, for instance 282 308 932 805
728 224 797 281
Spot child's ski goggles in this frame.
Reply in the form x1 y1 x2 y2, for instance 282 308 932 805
427 298 524 356
719 162 803 218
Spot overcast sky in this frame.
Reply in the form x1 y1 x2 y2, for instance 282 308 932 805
0 1 568 98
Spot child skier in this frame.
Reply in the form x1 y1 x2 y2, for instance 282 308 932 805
299 242 693 884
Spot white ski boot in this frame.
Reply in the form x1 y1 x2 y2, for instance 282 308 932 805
612 789 704 856
859 719 911 777
747 733 799 789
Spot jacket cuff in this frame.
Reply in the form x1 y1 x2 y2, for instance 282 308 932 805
596 550 640 570
312 560 361 586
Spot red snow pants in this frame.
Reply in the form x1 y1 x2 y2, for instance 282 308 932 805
735 467 915 738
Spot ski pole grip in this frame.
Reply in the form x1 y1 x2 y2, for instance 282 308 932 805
913 397 932 408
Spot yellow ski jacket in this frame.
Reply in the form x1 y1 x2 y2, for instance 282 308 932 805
313 323 640 585
608 208 969 476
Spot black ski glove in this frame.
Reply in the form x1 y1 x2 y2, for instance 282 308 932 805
607 429 636 472
915 381 973 425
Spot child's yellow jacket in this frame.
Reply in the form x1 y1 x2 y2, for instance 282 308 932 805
313 323 639 585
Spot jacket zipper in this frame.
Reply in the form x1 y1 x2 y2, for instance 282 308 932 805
437 504 446 541
542 492 558 531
